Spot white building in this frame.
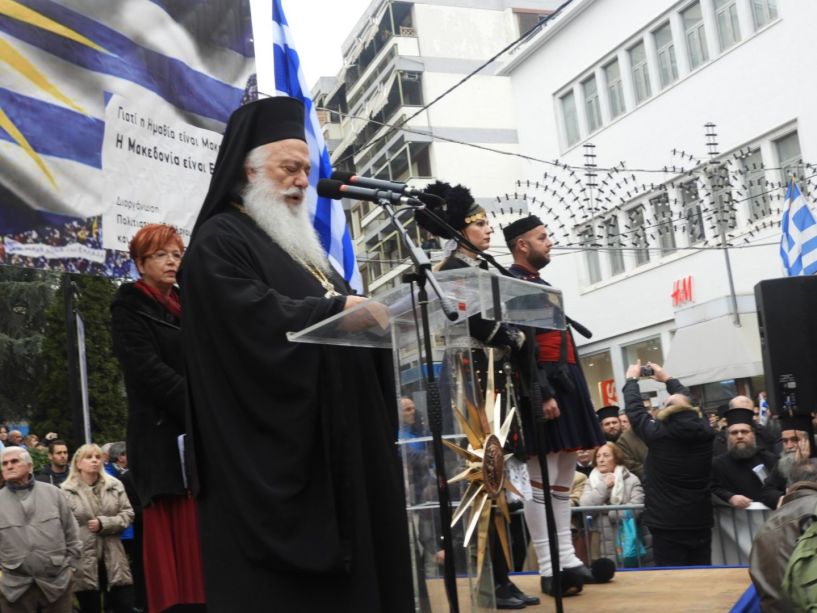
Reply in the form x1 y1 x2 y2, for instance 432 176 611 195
313 0 561 293
500 0 812 410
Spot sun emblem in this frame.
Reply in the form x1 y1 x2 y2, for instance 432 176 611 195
443 349 522 579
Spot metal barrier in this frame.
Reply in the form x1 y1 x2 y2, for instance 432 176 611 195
504 503 772 571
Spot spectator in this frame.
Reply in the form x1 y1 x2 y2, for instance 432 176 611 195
0 426 8 446
7 430 23 447
713 397 778 457
23 434 39 449
107 442 128 477
616 417 648 482
768 413 813 490
0 446 80 612
111 223 205 613
596 406 622 442
579 443 645 565
36 439 70 487
618 411 631 432
749 459 817 612
623 361 715 566
575 448 595 477
60 443 134 613
712 404 784 510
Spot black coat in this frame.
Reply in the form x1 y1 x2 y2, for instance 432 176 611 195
111 283 186 506
624 378 715 531
711 449 783 509
179 210 413 612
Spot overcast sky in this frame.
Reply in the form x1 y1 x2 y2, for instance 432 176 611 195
251 0 373 93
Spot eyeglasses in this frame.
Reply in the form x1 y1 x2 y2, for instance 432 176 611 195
148 251 183 262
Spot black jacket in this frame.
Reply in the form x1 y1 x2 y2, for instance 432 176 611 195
111 283 186 506
711 449 783 509
624 378 715 531
35 465 68 487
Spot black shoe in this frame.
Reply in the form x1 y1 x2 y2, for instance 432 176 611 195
506 582 541 606
495 583 528 609
564 564 594 583
540 569 584 597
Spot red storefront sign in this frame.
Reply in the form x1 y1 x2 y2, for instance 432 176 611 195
599 378 619 406
671 275 694 307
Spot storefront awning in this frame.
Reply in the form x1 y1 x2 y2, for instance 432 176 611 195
663 312 763 387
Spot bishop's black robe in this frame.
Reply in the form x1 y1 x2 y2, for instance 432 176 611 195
180 209 413 612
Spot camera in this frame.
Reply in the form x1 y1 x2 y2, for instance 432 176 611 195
640 365 654 377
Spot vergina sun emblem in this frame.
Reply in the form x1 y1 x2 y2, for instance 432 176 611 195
443 349 522 580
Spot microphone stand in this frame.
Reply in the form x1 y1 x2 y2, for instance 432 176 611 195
377 198 460 612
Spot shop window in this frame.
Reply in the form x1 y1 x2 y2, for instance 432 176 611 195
622 337 664 369
579 350 614 409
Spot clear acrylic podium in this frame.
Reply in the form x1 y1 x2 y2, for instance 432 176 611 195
288 267 564 612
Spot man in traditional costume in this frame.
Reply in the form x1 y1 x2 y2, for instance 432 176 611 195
180 97 413 612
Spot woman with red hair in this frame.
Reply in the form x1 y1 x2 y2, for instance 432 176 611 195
111 224 205 612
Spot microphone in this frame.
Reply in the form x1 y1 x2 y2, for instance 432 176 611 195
317 179 420 205
331 171 426 197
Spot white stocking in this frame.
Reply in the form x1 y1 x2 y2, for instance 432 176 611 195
523 452 582 576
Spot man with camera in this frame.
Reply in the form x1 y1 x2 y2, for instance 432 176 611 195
623 361 715 566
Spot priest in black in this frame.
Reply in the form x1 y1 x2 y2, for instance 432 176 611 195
179 97 413 612
712 404 784 510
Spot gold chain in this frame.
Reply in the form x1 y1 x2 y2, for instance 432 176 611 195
299 259 341 298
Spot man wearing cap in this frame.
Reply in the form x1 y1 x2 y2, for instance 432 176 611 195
180 97 413 611
503 216 606 596
712 397 784 510
596 406 622 442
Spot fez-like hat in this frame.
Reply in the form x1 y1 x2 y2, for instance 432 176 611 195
725 407 755 428
416 181 486 236
503 215 544 243
189 97 306 243
597 406 620 421
779 412 812 432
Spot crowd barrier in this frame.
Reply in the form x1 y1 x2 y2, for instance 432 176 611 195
503 503 772 570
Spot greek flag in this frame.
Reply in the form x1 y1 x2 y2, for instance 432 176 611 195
780 180 817 276
272 0 363 292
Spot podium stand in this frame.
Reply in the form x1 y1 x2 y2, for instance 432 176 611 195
288 268 564 612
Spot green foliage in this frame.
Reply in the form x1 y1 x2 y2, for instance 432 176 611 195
29 446 48 474
31 274 127 446
0 266 59 421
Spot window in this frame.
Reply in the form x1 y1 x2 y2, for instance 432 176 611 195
578 224 601 283
604 59 626 119
561 91 580 146
627 206 650 265
629 41 651 104
651 193 676 254
752 0 778 29
516 11 550 37
776 131 805 190
622 337 664 370
605 216 625 275
579 350 614 409
742 149 771 220
583 76 602 133
683 2 709 70
714 0 741 51
653 23 678 89
682 180 705 243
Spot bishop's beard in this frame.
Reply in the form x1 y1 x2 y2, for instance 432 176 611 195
242 176 330 273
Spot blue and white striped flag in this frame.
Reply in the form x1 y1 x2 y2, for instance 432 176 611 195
272 0 363 292
780 180 817 276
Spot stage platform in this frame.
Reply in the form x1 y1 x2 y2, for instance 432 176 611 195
428 567 751 611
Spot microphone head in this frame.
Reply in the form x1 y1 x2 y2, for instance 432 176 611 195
590 558 616 583
317 178 345 200
330 170 355 184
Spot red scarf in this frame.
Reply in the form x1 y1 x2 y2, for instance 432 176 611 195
134 280 181 317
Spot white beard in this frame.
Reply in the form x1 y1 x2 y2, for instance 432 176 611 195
242 176 330 272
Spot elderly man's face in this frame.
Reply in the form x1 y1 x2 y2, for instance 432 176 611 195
8 431 22 445
400 398 416 426
782 429 809 455
248 139 310 208
619 413 631 431
1 450 31 484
